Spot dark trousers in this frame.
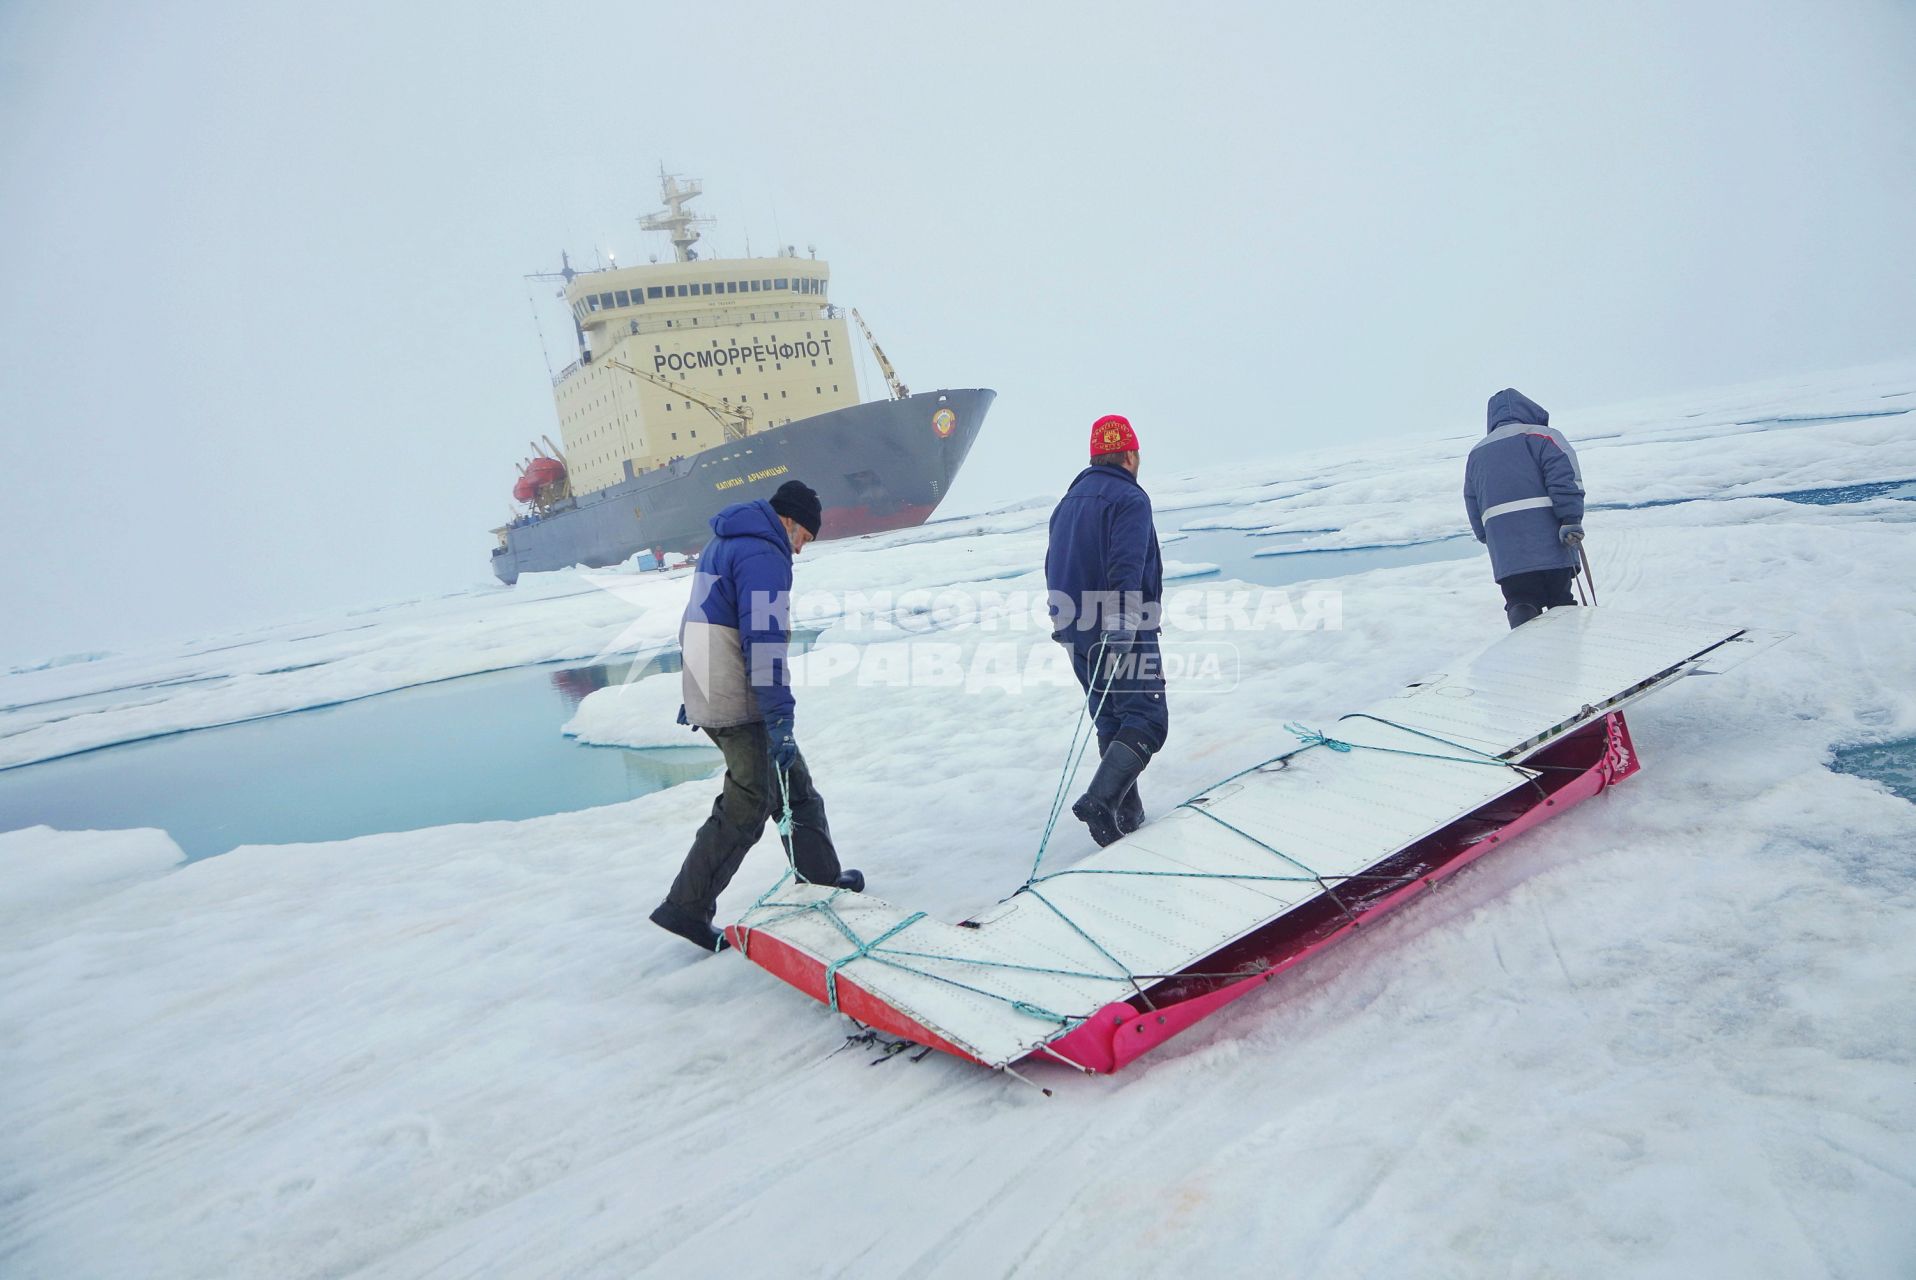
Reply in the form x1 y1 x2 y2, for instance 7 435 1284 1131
664 721 840 921
1065 633 1170 760
1499 568 1578 628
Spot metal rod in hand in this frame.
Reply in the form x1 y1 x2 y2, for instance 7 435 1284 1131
1578 543 1599 606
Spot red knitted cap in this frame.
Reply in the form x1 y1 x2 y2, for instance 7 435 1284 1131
1090 414 1138 456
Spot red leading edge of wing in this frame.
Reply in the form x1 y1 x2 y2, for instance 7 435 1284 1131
721 923 987 1067
1038 713 1641 1073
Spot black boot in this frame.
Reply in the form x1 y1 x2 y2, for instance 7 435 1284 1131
1116 784 1146 836
1073 743 1148 847
833 869 865 893
650 902 730 953
1505 602 1542 629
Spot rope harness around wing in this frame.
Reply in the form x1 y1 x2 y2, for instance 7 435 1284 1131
732 699 1548 1059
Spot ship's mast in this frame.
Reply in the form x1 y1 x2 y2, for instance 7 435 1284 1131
639 169 712 262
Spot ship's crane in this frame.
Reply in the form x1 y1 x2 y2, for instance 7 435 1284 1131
849 308 910 400
601 357 755 442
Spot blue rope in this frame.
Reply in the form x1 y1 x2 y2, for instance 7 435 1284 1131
1030 632 1122 878
1285 721 1351 752
1021 885 1152 1001
774 765 796 848
823 911 926 1013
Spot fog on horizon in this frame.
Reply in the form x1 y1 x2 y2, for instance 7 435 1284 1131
2 0 1912 666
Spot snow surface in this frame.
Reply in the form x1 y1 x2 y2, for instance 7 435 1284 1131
0 826 184 931
3 362 1915 1277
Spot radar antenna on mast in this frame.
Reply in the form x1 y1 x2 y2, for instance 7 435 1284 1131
639 168 713 262
525 249 589 366
523 250 581 286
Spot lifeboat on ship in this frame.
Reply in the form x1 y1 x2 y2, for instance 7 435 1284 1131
513 456 567 504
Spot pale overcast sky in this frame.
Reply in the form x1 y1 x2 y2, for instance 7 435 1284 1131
2 0 1913 664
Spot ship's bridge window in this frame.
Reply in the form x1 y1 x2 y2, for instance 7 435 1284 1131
598 293 615 309
775 278 788 289
647 286 663 300
760 279 772 290
748 280 761 292
701 283 713 295
586 296 601 312
615 290 630 307
725 281 738 293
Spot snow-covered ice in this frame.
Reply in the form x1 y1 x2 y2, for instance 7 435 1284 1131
2 362 1914 1277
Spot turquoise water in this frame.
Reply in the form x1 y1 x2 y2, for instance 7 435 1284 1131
0 662 720 860
1829 738 1916 804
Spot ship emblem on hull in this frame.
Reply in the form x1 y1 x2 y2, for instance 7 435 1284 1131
932 407 956 437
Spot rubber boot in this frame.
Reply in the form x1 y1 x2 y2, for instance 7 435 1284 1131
1505 602 1542 629
833 869 866 893
650 902 730 953
1093 731 1145 837
1073 743 1148 847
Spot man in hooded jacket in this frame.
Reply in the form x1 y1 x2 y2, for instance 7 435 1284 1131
1464 388 1587 628
650 479 861 952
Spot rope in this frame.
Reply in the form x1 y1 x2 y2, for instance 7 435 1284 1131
1177 802 1365 926
823 912 926 1013
1329 713 1549 801
774 765 796 855
1030 632 1123 878
1284 721 1351 752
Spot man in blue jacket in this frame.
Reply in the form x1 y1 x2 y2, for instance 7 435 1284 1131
1046 414 1167 847
651 480 861 952
1464 388 1587 628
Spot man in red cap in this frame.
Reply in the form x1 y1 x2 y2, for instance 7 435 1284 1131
1044 414 1167 846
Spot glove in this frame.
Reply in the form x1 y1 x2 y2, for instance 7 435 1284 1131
1097 628 1136 682
1559 523 1585 547
766 714 799 772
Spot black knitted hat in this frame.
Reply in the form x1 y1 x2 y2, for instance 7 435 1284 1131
769 479 823 536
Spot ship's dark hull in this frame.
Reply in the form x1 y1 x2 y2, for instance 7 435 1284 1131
491 388 994 584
